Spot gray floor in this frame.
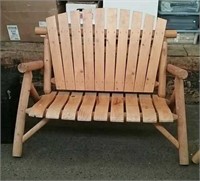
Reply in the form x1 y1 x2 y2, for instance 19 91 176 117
1 105 199 180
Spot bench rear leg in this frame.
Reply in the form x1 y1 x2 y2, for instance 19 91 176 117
13 72 32 157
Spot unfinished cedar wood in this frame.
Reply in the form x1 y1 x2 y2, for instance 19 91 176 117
13 8 189 165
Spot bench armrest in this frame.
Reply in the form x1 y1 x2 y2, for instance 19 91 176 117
18 60 44 73
167 64 188 79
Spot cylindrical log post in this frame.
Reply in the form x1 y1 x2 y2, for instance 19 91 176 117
18 61 44 73
192 150 200 164
175 77 189 165
23 118 49 143
12 72 33 157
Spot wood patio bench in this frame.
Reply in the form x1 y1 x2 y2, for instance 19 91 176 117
12 8 189 165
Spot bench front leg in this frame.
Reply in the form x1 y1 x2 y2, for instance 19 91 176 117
175 77 189 165
12 71 33 157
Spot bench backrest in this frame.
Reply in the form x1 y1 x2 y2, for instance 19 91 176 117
46 8 167 93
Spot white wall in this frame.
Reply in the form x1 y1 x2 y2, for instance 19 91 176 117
103 0 159 29
103 0 159 16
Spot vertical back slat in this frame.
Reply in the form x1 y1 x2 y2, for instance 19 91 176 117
134 14 154 92
95 8 105 91
46 16 66 89
70 11 85 90
124 12 142 92
158 41 167 97
58 13 75 90
105 9 117 91
144 18 167 92
43 36 52 94
83 10 95 90
114 9 130 91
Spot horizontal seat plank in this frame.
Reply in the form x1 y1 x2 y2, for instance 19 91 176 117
94 93 110 121
28 92 57 118
139 94 157 123
152 95 174 122
27 91 173 123
61 92 83 120
46 92 70 119
77 93 96 121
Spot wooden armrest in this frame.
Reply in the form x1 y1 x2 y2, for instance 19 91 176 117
18 60 44 73
167 64 188 79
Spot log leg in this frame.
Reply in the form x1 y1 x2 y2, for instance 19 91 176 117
192 150 200 164
175 77 189 165
12 72 32 157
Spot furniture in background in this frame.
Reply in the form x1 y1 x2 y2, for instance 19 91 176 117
158 0 200 44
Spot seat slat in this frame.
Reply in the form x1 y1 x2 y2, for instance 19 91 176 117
134 14 155 92
144 18 167 92
61 92 83 120
110 93 124 122
77 93 96 121
28 92 57 118
46 92 70 119
105 9 117 91
139 94 157 123
95 8 105 91
152 95 174 122
46 16 65 89
115 9 130 91
83 10 95 90
94 93 110 121
58 13 75 90
125 94 140 122
70 11 85 90
124 12 142 92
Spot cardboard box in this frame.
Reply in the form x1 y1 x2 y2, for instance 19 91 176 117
1 0 65 42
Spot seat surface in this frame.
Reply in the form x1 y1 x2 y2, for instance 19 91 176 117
26 91 174 123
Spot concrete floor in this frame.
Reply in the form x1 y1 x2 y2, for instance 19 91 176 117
1 105 199 180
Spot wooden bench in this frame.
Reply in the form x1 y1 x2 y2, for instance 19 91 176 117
12 8 189 165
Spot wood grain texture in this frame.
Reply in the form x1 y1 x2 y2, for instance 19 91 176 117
28 92 57 118
61 92 83 120
115 9 130 91
46 16 65 89
78 93 96 121
105 9 117 91
110 93 124 122
13 72 32 157
158 41 167 97
83 10 95 90
139 94 157 123
124 12 143 92
70 11 85 90
46 92 70 119
95 8 105 91
94 93 110 121
43 36 52 94
152 95 173 122
154 123 179 149
144 18 167 92
175 77 189 165
58 13 75 90
134 14 154 92
23 118 49 143
125 94 140 122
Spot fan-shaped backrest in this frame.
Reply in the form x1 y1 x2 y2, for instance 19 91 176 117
46 8 166 92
